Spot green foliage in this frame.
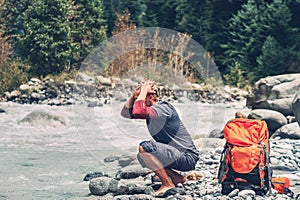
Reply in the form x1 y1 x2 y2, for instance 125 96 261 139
223 0 295 84
1 0 300 89
256 36 286 78
102 0 121 36
20 0 72 76
175 0 214 49
70 0 107 69
224 62 253 88
0 59 29 94
0 0 31 51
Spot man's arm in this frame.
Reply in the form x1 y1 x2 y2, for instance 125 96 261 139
120 93 135 118
132 81 158 119
120 86 140 119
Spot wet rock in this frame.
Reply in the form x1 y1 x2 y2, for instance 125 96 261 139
271 123 300 139
115 164 152 179
247 74 300 116
292 92 300 126
0 108 5 113
118 155 136 168
98 75 111 86
87 100 103 107
238 190 256 198
248 109 287 133
83 172 109 181
89 177 128 196
18 109 66 127
228 189 239 198
208 129 223 139
114 194 154 200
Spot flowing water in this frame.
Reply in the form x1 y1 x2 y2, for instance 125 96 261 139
0 100 247 200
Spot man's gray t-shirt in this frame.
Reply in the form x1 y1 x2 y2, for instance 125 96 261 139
146 101 198 155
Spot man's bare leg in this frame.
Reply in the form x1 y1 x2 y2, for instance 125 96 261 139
165 168 186 185
139 146 175 194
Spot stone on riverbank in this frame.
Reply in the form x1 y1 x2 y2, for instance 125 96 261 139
248 109 287 133
292 92 300 126
247 73 300 116
18 109 66 127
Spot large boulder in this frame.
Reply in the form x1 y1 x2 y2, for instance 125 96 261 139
292 92 300 126
247 74 300 116
89 177 128 196
18 109 66 127
89 177 154 196
271 122 300 139
248 109 287 133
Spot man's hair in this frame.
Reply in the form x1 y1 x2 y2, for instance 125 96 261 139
151 85 160 97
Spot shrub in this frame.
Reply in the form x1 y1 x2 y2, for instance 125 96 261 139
0 59 29 95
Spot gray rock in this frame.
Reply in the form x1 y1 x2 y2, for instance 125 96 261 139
30 78 41 83
115 164 152 179
208 129 223 139
124 183 154 195
114 194 155 200
118 155 136 168
0 108 5 113
238 190 255 198
252 98 293 116
248 109 287 133
247 74 300 116
87 100 103 107
292 92 300 126
98 75 112 86
228 189 239 198
18 109 66 127
19 84 30 92
271 122 300 139
89 177 111 196
89 177 128 196
83 171 109 181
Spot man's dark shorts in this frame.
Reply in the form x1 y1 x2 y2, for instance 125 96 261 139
137 140 199 171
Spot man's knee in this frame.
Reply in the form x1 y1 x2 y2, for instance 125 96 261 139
139 140 156 153
139 145 145 153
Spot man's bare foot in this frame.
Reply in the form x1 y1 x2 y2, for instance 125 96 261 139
171 174 186 185
155 185 175 195
165 169 186 186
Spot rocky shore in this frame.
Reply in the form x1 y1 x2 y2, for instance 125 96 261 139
82 138 299 200
0 73 248 107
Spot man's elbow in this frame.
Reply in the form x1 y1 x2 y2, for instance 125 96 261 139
121 108 132 119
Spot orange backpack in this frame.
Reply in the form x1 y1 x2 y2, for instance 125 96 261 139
217 118 272 195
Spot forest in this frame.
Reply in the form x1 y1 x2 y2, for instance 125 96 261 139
0 0 300 94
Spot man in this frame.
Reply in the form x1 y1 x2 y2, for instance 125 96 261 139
121 81 199 195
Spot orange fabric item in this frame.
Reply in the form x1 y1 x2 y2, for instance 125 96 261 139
230 145 262 173
223 118 269 174
224 118 269 147
272 177 290 194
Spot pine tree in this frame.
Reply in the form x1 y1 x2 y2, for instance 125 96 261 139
0 0 12 68
222 0 261 73
0 0 31 54
20 0 72 76
69 0 107 69
102 0 121 36
256 36 286 78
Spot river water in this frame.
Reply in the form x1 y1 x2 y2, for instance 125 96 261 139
0 100 247 200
